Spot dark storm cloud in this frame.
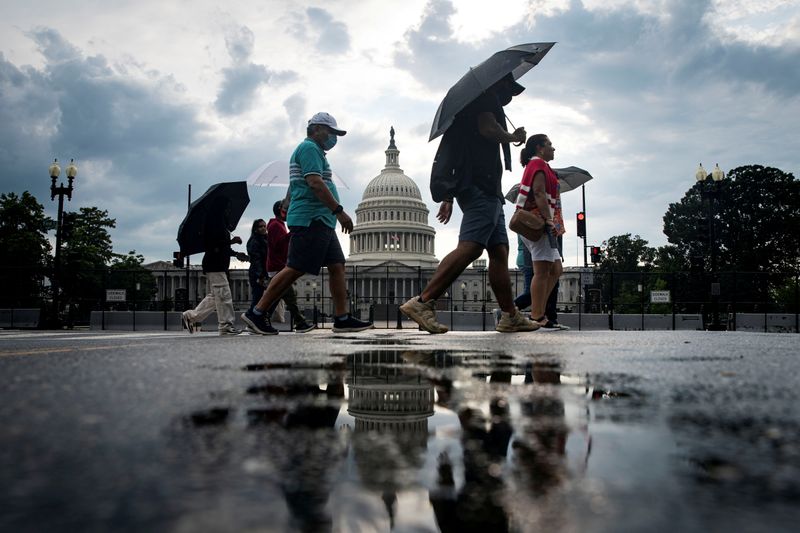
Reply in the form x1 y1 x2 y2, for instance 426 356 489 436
394 0 505 90
395 0 800 98
0 28 279 261
296 7 351 55
214 25 298 116
0 29 205 192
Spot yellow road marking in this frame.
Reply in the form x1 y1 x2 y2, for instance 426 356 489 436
0 342 163 357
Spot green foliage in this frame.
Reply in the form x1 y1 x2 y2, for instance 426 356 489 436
109 251 158 309
663 165 800 273
0 192 53 306
596 234 656 273
59 207 117 318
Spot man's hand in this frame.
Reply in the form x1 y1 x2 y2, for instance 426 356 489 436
512 127 526 145
336 211 353 233
436 201 453 224
235 252 249 262
230 236 242 245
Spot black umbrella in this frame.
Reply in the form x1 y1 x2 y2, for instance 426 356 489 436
505 166 594 201
177 181 250 255
429 42 556 141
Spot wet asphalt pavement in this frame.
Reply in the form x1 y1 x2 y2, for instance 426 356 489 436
1 328 798 532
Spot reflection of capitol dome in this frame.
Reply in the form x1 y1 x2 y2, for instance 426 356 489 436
347 351 434 434
348 128 439 268
346 352 433 495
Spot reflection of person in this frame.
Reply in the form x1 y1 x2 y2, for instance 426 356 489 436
246 218 268 312
511 362 568 518
401 74 538 334
266 200 314 333
182 197 248 335
430 401 513 532
514 134 564 328
242 112 372 335
248 377 345 532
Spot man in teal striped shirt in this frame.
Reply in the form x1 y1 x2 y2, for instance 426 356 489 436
242 112 372 335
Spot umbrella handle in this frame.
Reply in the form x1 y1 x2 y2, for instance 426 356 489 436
504 113 525 147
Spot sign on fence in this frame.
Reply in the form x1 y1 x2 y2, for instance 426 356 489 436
106 289 127 302
650 290 670 303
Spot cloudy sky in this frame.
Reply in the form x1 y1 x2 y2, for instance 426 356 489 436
2 0 798 268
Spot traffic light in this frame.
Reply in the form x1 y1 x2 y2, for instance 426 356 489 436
590 246 602 264
576 211 586 238
172 251 184 268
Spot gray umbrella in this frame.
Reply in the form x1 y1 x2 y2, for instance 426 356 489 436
505 166 594 201
429 42 556 141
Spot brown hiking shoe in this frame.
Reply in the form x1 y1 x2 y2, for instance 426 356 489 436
399 296 448 334
496 309 540 332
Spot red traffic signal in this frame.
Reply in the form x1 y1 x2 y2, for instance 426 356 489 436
590 246 602 264
172 251 184 268
576 211 586 238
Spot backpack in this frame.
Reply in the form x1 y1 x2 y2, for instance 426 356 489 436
429 124 472 203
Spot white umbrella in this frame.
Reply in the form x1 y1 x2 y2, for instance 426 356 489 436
246 160 350 190
505 166 594 201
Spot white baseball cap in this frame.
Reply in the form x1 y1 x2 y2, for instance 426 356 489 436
308 112 347 136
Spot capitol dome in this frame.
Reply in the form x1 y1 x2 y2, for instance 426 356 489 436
348 128 439 268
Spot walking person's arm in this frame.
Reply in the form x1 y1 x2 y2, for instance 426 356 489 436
531 172 554 227
477 112 525 144
305 174 353 233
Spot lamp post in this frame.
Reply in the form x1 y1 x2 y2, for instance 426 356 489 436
695 163 726 330
461 281 467 311
49 158 77 327
311 281 318 325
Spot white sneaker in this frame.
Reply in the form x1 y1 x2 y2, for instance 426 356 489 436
399 296 448 334
496 309 540 332
218 325 243 336
181 311 195 334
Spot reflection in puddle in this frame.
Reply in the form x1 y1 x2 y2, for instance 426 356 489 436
177 350 600 530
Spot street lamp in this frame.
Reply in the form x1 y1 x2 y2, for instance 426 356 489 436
49 158 77 327
695 162 726 330
461 281 467 310
311 281 318 325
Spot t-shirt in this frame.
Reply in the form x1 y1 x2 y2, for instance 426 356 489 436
266 218 290 273
287 138 340 228
514 157 565 237
456 91 505 199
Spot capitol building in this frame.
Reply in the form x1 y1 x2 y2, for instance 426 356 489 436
347 128 438 269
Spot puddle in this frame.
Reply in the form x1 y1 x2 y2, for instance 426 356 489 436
162 350 800 531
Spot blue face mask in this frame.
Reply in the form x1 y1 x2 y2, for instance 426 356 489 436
321 133 338 151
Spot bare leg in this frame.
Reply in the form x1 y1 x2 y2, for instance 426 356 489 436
531 260 554 319
486 243 515 313
255 267 304 313
327 262 348 316
421 241 483 302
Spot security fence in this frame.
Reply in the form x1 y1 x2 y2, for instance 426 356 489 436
2 266 798 332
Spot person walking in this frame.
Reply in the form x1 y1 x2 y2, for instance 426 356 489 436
246 218 268 312
400 75 538 334
242 112 372 335
513 235 570 331
182 196 248 335
513 134 565 328
266 200 315 333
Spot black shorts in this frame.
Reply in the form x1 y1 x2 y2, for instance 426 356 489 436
286 220 346 275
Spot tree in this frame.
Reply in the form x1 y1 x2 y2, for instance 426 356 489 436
0 192 53 307
596 234 656 272
109 251 158 310
663 165 800 274
59 207 116 320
